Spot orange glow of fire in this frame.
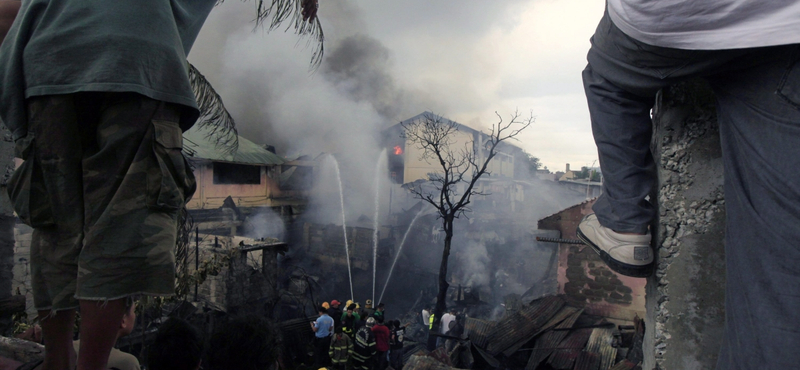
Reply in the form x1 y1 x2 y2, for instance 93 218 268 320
393 145 403 155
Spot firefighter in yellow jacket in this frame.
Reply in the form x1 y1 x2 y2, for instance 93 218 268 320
329 326 353 370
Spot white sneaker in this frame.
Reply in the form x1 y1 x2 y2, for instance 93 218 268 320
576 214 654 277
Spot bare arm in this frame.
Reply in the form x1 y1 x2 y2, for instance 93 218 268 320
0 0 21 45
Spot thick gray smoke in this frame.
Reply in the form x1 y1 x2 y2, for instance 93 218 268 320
453 240 491 287
323 34 435 121
244 208 286 240
189 0 434 222
188 0 600 318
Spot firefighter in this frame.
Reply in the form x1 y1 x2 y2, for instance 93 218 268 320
352 317 377 370
341 303 360 339
328 326 353 370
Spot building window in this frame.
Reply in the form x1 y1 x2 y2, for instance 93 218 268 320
213 162 261 185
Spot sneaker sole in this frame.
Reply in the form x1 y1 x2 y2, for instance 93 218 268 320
576 227 654 278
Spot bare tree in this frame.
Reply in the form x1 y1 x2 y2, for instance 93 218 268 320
400 111 532 348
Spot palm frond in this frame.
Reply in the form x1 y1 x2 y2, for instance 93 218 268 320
189 62 239 156
218 0 325 69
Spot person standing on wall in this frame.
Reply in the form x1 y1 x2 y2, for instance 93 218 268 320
576 1 800 368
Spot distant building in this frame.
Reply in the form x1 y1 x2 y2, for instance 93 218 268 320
535 168 555 181
558 163 576 181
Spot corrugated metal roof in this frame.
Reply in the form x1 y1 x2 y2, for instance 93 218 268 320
472 343 500 369
507 305 581 356
464 317 494 349
574 351 601 370
524 308 584 370
608 359 638 370
585 327 617 370
182 126 284 165
547 328 593 369
485 295 565 356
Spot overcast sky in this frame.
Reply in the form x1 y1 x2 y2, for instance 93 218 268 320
189 0 606 173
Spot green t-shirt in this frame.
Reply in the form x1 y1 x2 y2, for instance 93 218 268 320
0 0 216 140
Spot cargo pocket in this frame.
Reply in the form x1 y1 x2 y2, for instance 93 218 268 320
146 120 196 211
6 134 55 227
777 47 800 109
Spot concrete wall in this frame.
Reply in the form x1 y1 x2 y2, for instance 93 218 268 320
539 199 646 322
644 81 726 370
558 243 646 322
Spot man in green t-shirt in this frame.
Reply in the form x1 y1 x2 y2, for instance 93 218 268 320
0 2 319 370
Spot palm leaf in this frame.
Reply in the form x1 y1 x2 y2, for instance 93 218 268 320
219 0 325 69
189 62 239 156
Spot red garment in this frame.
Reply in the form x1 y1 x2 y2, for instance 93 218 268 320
371 324 391 352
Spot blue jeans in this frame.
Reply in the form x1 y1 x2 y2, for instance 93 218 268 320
584 11 800 370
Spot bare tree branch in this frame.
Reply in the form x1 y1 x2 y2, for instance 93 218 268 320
399 110 533 348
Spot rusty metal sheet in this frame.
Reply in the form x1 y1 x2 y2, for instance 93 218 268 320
523 308 583 370
464 317 494 349
546 328 593 369
485 295 566 355
472 343 500 369
450 341 474 369
574 351 600 370
608 359 638 370
585 327 617 370
504 305 581 357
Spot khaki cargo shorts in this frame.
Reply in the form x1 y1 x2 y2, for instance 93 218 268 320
7 92 196 311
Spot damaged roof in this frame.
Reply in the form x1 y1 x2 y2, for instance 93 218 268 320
464 317 494 349
485 295 566 356
385 295 642 370
182 126 285 165
525 308 583 370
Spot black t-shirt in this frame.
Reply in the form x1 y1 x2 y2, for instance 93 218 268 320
390 327 405 350
328 307 343 325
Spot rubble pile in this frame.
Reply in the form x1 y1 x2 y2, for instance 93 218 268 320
404 295 644 370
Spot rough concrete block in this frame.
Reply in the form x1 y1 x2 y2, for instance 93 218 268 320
644 81 726 370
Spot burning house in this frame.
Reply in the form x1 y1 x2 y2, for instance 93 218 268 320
384 112 522 184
